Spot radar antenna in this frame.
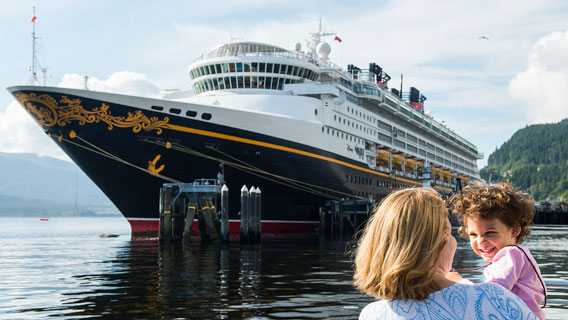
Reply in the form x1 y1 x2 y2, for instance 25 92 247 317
306 18 336 61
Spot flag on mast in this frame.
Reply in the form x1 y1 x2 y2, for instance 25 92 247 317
334 36 342 43
30 14 37 23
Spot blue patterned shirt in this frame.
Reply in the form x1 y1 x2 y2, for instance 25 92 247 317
359 282 537 319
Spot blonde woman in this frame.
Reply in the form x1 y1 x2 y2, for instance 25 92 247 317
354 188 536 320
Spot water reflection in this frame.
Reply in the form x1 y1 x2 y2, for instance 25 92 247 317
1 218 566 319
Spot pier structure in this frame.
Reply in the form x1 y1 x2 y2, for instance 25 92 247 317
159 179 229 243
319 199 375 237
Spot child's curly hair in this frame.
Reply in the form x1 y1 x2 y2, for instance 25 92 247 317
448 183 535 243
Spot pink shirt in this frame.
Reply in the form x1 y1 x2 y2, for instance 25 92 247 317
484 245 546 320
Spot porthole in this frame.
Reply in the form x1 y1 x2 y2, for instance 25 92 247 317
186 110 197 117
151 105 164 111
201 113 212 120
169 108 181 115
315 109 318 116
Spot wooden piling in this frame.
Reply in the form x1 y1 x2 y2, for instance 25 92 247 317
240 185 250 244
255 187 262 243
249 187 257 243
220 184 229 243
183 200 197 241
159 187 173 241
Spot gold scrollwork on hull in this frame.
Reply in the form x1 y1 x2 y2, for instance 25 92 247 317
14 93 170 135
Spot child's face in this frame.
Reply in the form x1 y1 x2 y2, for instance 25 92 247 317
465 216 520 262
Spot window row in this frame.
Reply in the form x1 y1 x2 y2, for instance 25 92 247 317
344 174 411 191
333 114 377 137
194 76 300 94
321 126 364 145
190 62 319 81
150 105 212 121
347 106 376 124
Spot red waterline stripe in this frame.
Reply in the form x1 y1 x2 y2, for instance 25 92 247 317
127 219 319 235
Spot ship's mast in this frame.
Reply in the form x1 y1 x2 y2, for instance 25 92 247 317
29 6 47 85
306 18 336 61
30 6 38 84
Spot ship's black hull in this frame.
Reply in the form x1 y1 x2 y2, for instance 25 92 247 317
10 87 422 235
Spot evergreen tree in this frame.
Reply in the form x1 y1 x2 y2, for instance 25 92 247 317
480 119 568 200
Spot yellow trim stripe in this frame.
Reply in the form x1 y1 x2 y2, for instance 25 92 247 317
433 185 454 192
164 123 420 185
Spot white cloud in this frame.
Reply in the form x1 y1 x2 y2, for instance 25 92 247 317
58 71 161 98
509 31 568 124
0 100 69 160
0 71 163 159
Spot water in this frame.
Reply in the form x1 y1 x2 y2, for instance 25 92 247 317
0 217 566 319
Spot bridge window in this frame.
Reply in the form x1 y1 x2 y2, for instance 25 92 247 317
258 76 265 89
293 66 299 76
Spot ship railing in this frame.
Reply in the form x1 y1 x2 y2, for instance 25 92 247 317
319 61 352 79
191 178 220 186
193 50 313 63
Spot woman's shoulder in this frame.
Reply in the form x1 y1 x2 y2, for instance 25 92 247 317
450 282 537 319
359 285 537 320
359 300 389 319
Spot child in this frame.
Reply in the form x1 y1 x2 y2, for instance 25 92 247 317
449 183 546 320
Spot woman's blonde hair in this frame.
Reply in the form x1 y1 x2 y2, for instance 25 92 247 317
353 188 449 300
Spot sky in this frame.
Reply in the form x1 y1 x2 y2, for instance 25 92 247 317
1 0 568 169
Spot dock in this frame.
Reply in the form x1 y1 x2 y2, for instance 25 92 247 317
319 199 376 237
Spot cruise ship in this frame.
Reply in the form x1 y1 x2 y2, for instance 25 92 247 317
8 25 482 235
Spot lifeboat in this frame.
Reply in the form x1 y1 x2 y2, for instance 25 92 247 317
376 149 390 166
443 169 450 182
434 167 443 179
392 153 404 164
416 160 424 168
405 158 416 170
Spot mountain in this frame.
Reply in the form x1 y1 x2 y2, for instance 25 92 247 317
0 152 118 216
480 119 568 201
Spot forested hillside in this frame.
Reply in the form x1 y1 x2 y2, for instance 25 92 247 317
480 119 568 201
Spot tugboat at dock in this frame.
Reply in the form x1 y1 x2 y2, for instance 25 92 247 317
8 23 482 236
